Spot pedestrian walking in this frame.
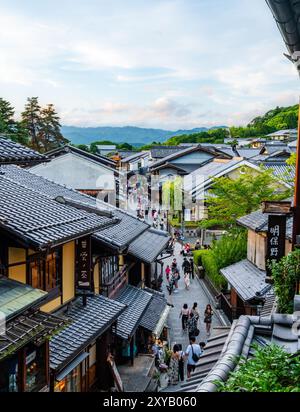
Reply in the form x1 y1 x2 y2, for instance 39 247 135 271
187 312 199 340
185 337 202 379
194 239 201 250
179 303 190 331
189 258 194 280
184 271 190 290
190 302 199 325
204 304 213 335
167 272 176 295
168 344 180 385
160 219 164 230
182 257 190 274
173 269 180 292
177 344 185 381
165 265 171 283
171 258 177 273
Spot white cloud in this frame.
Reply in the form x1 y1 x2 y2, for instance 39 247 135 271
0 0 298 130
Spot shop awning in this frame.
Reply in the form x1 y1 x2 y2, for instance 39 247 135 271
128 228 170 263
127 228 170 264
139 288 170 337
0 311 66 361
0 276 48 321
56 352 89 382
50 294 126 372
112 285 153 340
220 259 271 302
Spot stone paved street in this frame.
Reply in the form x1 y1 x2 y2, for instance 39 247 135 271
162 242 222 351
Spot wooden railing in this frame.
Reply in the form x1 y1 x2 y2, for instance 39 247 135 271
101 266 127 299
219 293 236 323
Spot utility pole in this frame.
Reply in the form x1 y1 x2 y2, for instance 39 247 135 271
292 101 300 293
292 101 300 249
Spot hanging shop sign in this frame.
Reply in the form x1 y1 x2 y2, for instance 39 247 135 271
76 236 92 290
266 214 286 277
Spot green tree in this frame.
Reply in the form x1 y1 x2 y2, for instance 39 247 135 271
0 98 15 134
117 142 133 151
0 98 29 145
21 97 43 151
201 167 291 230
76 144 90 152
38 104 68 152
270 249 300 313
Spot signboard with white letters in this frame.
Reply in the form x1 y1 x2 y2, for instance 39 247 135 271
76 236 92 290
266 214 286 276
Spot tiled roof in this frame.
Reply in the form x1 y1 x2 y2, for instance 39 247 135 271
237 209 269 232
0 165 149 250
0 310 66 361
267 0 300 73
121 152 149 163
0 168 117 249
220 259 270 302
288 139 297 148
150 145 231 170
150 146 183 159
237 209 293 240
128 228 170 263
139 288 169 332
113 285 153 340
235 148 261 159
0 276 47 320
46 145 116 169
50 295 126 371
196 310 300 392
263 163 295 181
0 136 47 165
184 159 244 194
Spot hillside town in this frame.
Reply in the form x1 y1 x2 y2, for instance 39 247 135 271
0 0 300 396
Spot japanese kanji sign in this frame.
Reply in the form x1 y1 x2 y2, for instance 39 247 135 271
266 214 286 276
76 236 92 290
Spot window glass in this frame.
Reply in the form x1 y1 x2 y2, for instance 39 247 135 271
0 356 18 392
54 364 82 392
29 249 61 292
25 344 47 392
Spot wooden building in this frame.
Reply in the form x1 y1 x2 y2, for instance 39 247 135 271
0 163 171 391
218 208 293 322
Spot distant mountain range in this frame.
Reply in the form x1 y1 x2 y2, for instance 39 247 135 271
61 125 227 146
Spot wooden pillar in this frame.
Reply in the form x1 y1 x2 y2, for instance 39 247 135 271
141 263 145 289
49 371 55 392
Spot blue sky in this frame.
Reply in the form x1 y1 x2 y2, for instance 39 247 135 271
0 0 298 129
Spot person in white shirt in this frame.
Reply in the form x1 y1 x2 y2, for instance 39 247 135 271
185 337 202 378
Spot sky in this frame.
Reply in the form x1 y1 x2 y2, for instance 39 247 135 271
0 0 299 130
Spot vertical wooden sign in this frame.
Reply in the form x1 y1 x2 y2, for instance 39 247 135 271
266 214 286 277
76 236 92 290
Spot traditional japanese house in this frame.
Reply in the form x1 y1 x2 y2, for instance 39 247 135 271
30 145 118 203
0 165 134 392
217 208 293 321
0 135 48 167
0 277 65 392
1 165 171 390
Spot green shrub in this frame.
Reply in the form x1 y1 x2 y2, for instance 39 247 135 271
216 344 300 392
270 249 300 313
193 231 247 290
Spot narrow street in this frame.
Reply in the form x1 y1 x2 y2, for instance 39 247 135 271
162 242 222 351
